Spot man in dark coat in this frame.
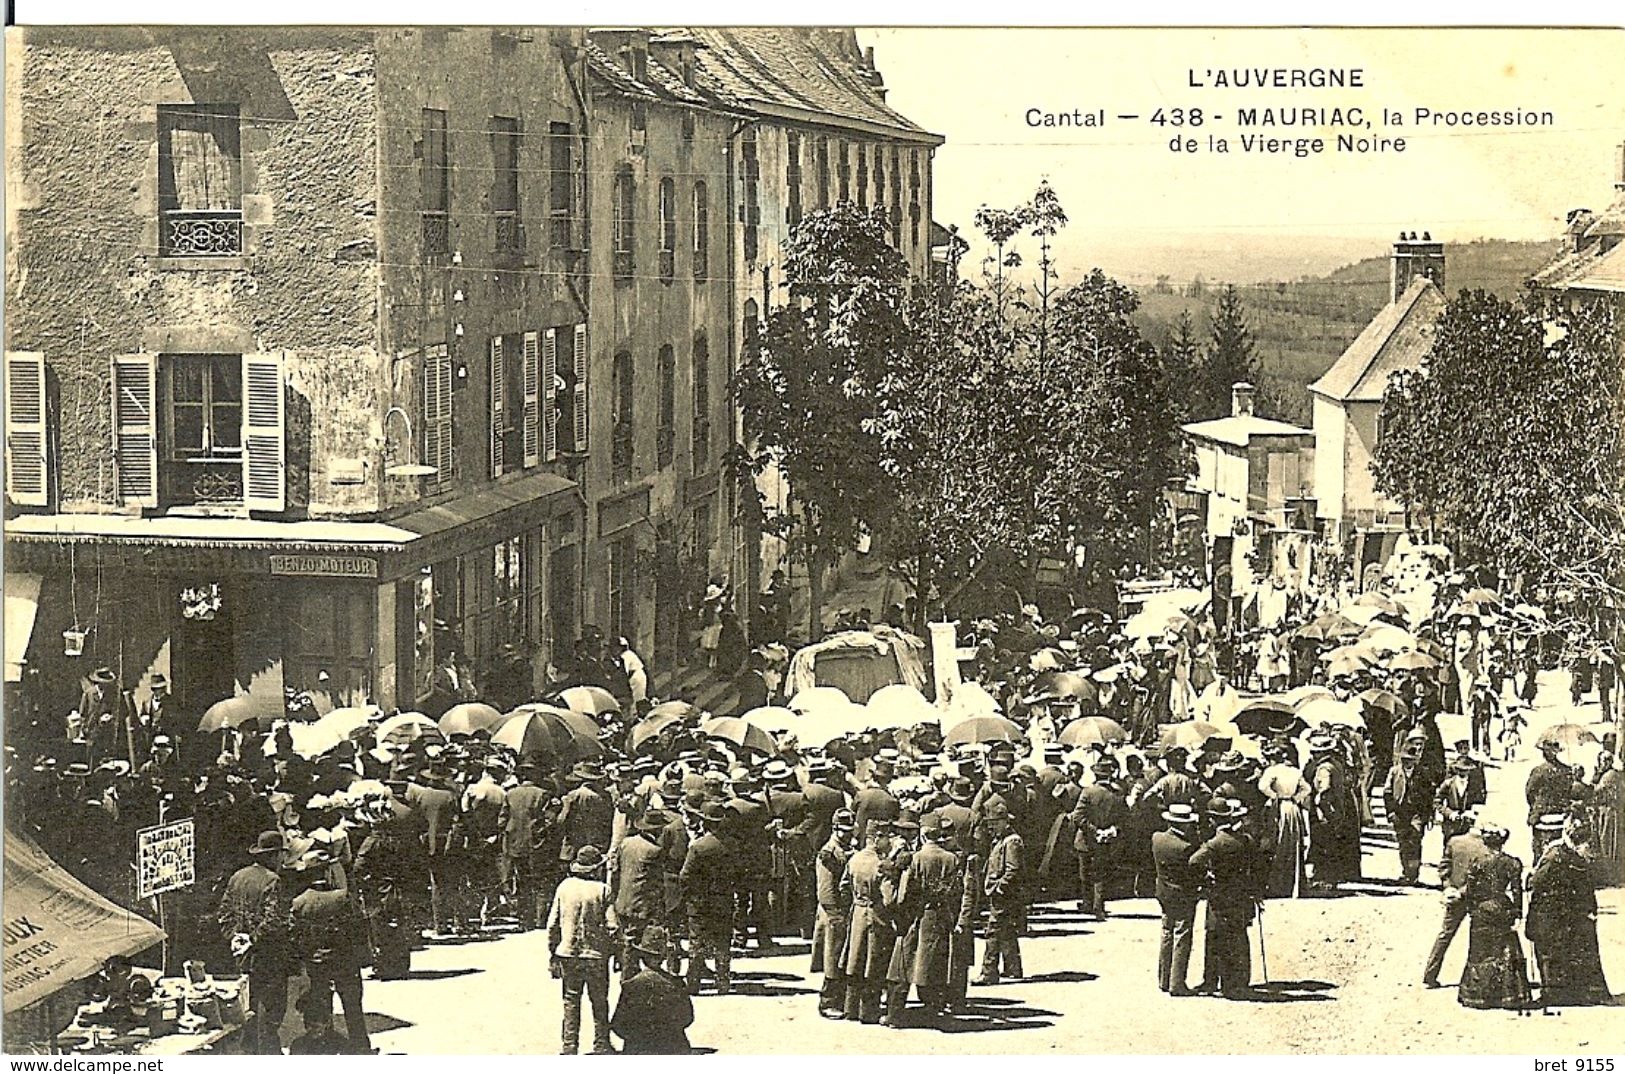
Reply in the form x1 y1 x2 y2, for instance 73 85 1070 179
1422 810 1492 988
812 809 857 1018
1385 729 1435 884
902 815 975 1021
764 761 810 937
972 800 1024 985
406 760 462 934
289 851 373 1054
1526 741 1575 861
1071 755 1129 919
218 830 293 1054
558 761 615 867
1151 802 1203 996
498 763 553 929
613 809 671 980
841 819 896 1023
853 754 902 838
679 801 735 995
611 925 695 1053
724 769 774 948
1190 797 1259 999
797 759 849 937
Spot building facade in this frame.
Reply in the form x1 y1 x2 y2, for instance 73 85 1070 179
3 25 941 733
1310 234 1446 547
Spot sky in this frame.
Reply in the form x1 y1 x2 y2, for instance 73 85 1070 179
865 27 1625 283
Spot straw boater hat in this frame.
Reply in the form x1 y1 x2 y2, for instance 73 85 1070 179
1162 802 1200 827
832 808 856 832
89 667 116 685
1533 812 1568 834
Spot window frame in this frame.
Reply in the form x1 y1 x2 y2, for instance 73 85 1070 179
658 176 677 282
491 116 522 253
156 103 244 257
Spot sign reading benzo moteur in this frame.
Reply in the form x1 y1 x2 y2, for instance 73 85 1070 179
268 554 379 578
136 819 195 899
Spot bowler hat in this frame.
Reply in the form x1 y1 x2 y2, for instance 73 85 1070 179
700 801 729 824
148 674 169 691
89 667 116 685
638 809 672 834
947 776 976 802
892 812 920 833
570 845 607 875
1450 753 1477 773
248 830 285 858
571 760 606 782
1206 797 1245 820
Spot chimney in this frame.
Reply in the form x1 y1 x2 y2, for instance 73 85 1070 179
1231 382 1256 418
650 34 698 88
1390 231 1445 303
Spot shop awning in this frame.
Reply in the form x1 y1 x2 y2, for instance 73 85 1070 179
389 471 582 567
2 828 165 1013
4 573 42 683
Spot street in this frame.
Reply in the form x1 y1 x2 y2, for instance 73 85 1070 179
360 672 1622 1055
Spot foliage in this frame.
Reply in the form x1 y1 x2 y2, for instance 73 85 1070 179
732 205 907 632
1373 289 1624 601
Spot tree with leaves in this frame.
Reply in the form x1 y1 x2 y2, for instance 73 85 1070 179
1027 179 1069 367
1374 290 1623 608
973 203 1029 324
732 205 907 640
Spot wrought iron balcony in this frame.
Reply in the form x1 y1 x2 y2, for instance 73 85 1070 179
422 211 450 256
161 210 243 257
494 212 523 253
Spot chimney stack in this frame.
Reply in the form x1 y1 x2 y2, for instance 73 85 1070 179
1231 382 1256 418
1390 231 1445 303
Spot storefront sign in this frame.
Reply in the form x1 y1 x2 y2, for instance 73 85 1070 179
268 554 379 578
136 819 196 899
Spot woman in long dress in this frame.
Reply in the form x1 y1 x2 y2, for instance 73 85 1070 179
1260 763 1311 898
1527 816 1615 1006
1457 824 1533 1010
1591 752 1622 888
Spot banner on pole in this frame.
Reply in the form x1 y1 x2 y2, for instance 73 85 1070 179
136 818 196 899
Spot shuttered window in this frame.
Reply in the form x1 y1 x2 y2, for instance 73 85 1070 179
423 344 453 491
522 330 541 468
241 353 286 512
5 351 49 506
112 354 159 507
542 328 559 462
489 336 506 477
572 324 588 453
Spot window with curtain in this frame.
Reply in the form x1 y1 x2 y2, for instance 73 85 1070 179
613 167 635 279
157 104 242 256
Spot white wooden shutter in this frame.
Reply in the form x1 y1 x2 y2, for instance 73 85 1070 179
522 331 541 468
542 328 559 462
572 323 588 453
490 336 506 477
111 354 158 508
423 346 453 486
241 352 286 512
5 351 49 506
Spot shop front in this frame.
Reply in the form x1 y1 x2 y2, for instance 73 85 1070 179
4 473 583 749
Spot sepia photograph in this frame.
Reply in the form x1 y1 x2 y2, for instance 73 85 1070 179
2 13 1624 1058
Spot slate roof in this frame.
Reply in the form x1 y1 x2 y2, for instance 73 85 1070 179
1308 275 1446 404
1530 232 1625 294
584 27 942 144
1182 415 1314 448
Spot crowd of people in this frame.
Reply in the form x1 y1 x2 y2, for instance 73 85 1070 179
4 543 1622 1054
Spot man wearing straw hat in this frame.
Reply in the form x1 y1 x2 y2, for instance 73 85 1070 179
1190 797 1258 999
1152 802 1204 996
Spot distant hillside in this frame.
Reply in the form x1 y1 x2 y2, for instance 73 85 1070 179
1132 238 1559 425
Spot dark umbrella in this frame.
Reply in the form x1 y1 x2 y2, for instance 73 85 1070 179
494 705 602 761
1057 715 1128 748
1231 699 1306 739
1026 671 1098 704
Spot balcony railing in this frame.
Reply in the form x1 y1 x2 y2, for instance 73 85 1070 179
161 210 243 257
494 212 523 254
657 425 675 469
612 424 635 482
422 211 450 256
613 249 634 281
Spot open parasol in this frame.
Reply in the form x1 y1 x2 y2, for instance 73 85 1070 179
789 686 852 714
1158 720 1227 751
740 706 801 736
1535 723 1601 753
1029 647 1069 672
1026 670 1098 704
1296 696 1365 729
866 683 939 729
629 711 688 754
315 705 381 743
1357 688 1408 716
198 694 271 733
438 702 505 737
647 699 702 721
1353 592 1404 617
1387 650 1440 672
1057 715 1127 748
1232 698 1304 738
1282 685 1334 708
702 716 776 755
943 714 1024 747
264 721 342 760
554 685 621 718
376 712 445 748
1358 623 1418 654
494 705 601 760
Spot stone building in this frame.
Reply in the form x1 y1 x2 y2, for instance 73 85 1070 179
3 27 596 724
1309 233 1446 555
1530 140 1625 313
